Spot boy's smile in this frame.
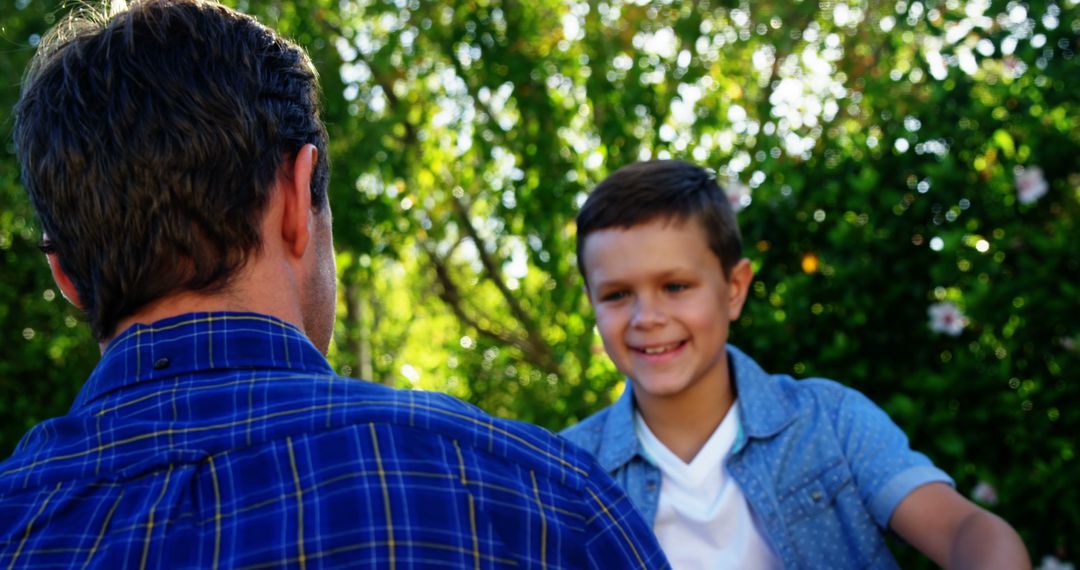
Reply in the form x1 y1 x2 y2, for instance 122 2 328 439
635 340 686 357
583 217 752 407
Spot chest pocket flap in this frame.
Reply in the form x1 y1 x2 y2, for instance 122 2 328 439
777 458 853 524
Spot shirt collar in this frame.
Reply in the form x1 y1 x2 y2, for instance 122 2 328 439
727 344 799 440
594 344 799 472
71 312 334 411
595 379 641 472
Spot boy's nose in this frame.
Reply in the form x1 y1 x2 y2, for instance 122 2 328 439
631 296 668 328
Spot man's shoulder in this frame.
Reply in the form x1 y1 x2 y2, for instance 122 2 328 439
0 372 597 495
396 385 599 476
275 375 603 485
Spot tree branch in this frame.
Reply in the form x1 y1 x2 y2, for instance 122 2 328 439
315 11 418 146
423 244 561 376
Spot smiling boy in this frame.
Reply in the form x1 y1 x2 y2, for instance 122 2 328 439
561 160 1029 569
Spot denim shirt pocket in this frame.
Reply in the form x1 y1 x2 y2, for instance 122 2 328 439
777 458 897 569
778 458 852 523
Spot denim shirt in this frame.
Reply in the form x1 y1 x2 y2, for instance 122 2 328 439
561 345 953 569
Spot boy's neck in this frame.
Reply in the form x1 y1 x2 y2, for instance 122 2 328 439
634 369 736 463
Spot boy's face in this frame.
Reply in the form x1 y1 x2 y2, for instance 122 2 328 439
582 217 751 404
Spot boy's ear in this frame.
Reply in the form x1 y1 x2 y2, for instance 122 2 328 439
279 144 317 259
45 251 84 310
726 258 753 321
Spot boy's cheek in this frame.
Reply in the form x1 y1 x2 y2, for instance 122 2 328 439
593 313 623 341
591 321 620 354
596 325 610 349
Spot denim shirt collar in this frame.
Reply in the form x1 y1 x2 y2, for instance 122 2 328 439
595 381 641 472
728 344 799 441
593 344 799 472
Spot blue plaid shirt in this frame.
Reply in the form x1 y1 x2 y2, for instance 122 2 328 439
0 313 668 569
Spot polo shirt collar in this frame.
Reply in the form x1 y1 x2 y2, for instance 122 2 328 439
71 312 334 412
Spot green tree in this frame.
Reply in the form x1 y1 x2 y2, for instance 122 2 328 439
0 0 100 459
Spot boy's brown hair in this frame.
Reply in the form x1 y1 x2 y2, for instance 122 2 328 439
575 159 743 282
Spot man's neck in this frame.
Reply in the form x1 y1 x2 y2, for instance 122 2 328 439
100 242 314 354
103 286 303 354
634 366 736 463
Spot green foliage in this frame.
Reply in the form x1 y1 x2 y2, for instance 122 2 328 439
2 0 1077 566
0 0 100 457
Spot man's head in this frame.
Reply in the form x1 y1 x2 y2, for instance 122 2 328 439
575 160 743 285
15 0 330 342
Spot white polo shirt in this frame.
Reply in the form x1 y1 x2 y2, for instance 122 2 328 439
634 403 780 569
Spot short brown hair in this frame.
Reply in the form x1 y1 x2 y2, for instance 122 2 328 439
575 160 743 282
15 0 329 340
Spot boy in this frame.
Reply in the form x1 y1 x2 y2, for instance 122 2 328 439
561 160 1029 569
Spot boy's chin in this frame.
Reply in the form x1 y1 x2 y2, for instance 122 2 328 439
627 366 731 406
629 375 698 400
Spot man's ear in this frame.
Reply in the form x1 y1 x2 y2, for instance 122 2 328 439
726 257 753 321
46 252 84 310
280 144 318 259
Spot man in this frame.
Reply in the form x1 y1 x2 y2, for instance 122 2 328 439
0 1 668 568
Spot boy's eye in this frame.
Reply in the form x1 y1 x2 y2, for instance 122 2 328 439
600 290 628 302
664 283 689 293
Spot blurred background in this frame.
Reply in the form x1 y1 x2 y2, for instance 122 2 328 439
2 0 1077 566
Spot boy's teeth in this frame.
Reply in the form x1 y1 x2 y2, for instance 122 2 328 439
643 343 677 354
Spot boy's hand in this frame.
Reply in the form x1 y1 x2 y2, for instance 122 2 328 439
890 482 1031 570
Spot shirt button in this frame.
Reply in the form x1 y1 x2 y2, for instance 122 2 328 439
811 490 824 502
153 357 170 370
646 480 657 492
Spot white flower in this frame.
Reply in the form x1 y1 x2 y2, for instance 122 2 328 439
724 180 752 213
1016 166 1049 205
970 481 999 506
1037 555 1075 570
928 302 968 336
1002 56 1027 79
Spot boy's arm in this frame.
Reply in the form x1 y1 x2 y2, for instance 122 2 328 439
890 482 1030 570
